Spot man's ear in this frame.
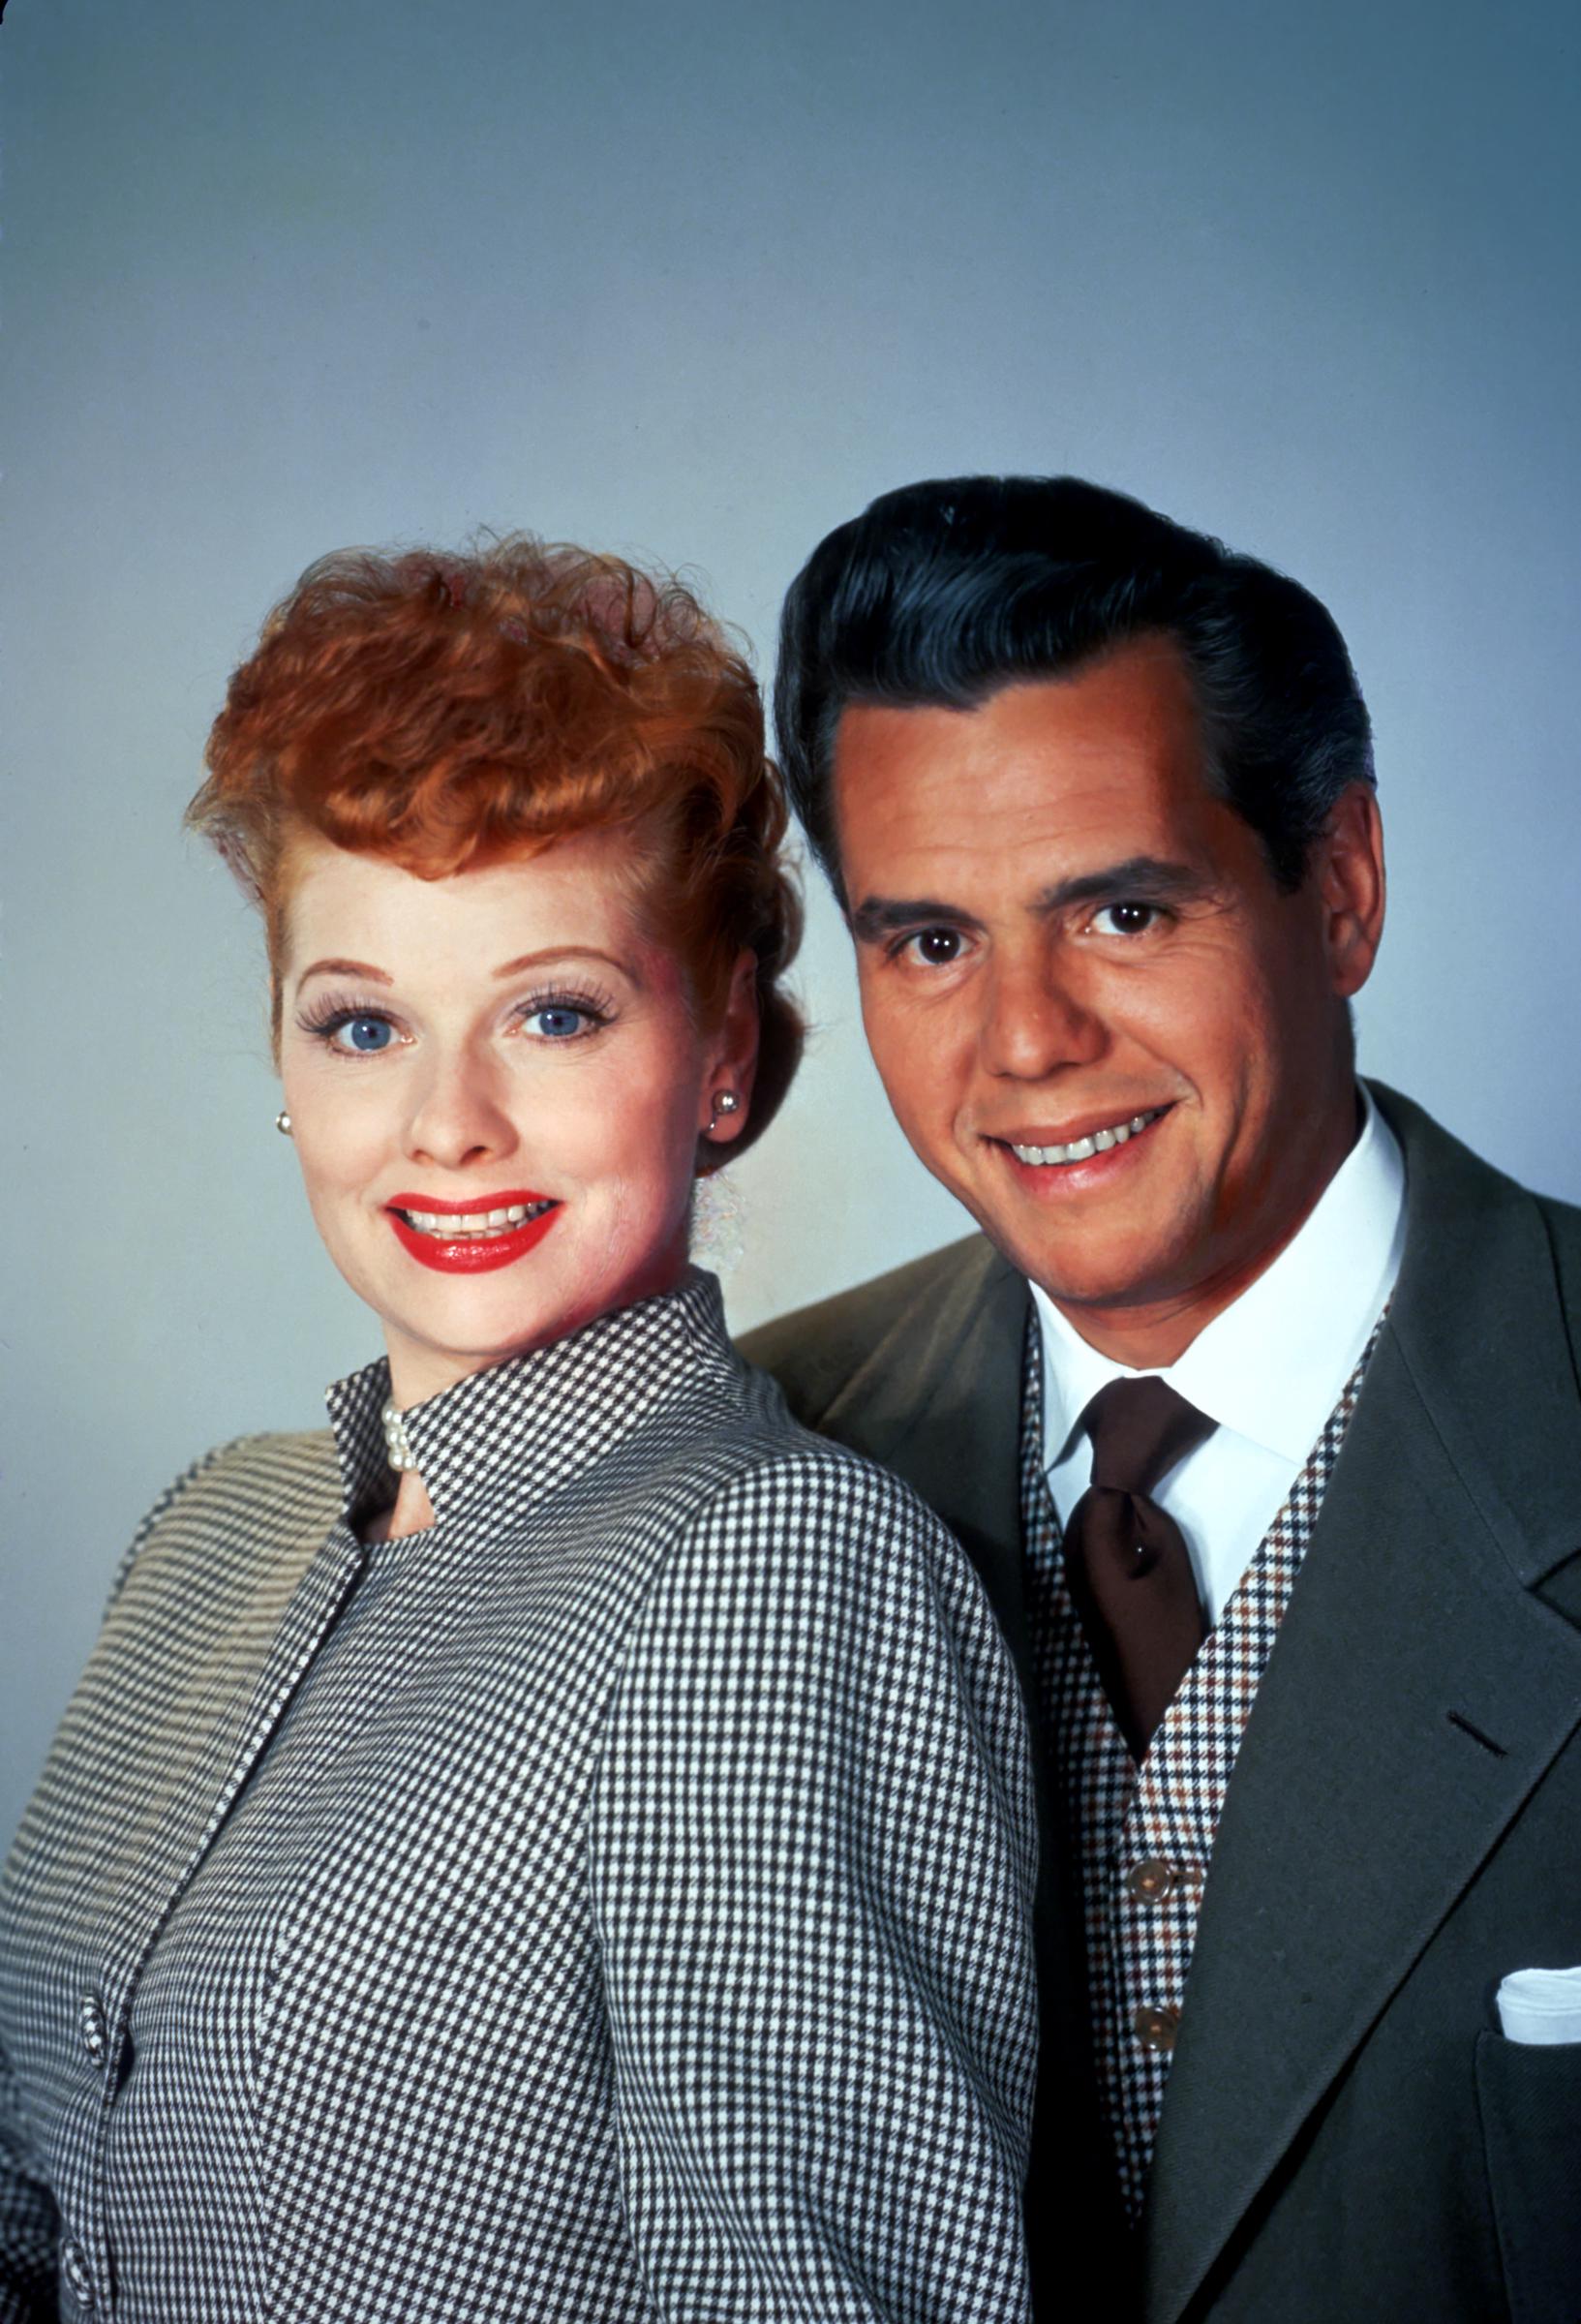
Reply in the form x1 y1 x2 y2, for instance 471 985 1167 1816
1317 783 1386 1000
697 950 761 1152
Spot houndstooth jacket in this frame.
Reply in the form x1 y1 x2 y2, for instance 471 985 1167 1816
0 1271 1039 2323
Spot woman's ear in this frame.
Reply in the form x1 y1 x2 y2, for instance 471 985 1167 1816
697 951 761 1152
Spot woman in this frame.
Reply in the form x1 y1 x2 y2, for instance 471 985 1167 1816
0 540 1038 2321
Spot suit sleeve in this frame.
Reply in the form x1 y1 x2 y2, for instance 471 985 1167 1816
0 1440 255 2323
0 2036 57 2321
589 1445 1039 2322
105 1440 249 1609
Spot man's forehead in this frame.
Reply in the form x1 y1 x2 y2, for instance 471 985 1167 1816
834 650 1204 826
836 637 1198 757
835 716 1208 886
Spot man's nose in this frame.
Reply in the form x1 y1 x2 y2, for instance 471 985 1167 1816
402 1048 519 1171
978 953 1106 1080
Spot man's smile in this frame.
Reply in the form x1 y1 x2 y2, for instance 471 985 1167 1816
997 1106 1170 1168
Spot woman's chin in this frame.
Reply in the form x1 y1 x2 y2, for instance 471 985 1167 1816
373 1271 668 1400
380 1316 559 1400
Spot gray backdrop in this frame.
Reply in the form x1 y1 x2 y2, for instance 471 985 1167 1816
3 0 1578 1841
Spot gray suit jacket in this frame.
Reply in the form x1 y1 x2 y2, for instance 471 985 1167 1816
743 1086 1581 2324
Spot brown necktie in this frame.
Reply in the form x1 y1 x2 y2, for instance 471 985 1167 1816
1061 1378 1216 1759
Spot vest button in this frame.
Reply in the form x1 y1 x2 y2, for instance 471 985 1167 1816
1133 2002 1181 2053
61 2236 96 2308
78 1993 108 2068
1125 1857 1177 1904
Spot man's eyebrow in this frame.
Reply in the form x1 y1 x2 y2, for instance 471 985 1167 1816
848 859 1212 943
847 896 984 945
1035 856 1214 912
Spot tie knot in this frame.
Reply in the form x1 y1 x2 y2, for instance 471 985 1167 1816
1080 1376 1216 1497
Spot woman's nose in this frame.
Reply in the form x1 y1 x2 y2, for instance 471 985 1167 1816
402 1050 519 1171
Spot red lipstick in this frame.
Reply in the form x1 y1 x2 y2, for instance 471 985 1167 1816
384 1191 562 1274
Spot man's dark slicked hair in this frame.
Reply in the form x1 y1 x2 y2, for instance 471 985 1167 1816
774 474 1375 902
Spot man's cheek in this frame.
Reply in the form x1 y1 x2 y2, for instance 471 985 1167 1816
880 1029 947 1117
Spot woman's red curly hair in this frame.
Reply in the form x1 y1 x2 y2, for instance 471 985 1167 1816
188 536 804 1157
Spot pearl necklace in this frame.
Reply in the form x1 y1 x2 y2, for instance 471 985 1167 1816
380 1398 421 1473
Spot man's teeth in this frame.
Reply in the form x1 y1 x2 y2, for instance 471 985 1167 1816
1010 1110 1164 1168
400 1201 553 1238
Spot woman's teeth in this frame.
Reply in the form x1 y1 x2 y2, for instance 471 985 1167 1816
1010 1110 1165 1168
398 1201 553 1238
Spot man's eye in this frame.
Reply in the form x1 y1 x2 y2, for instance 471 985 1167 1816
1092 902 1159 936
901 928 966 966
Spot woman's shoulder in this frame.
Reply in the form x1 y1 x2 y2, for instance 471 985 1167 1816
677 1357 978 1595
109 1426 343 1606
598 1360 1033 1804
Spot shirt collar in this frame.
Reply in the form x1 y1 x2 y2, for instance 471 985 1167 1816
1030 1085 1407 1470
325 1268 738 1528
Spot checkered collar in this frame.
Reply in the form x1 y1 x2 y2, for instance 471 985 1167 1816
324 1268 737 1527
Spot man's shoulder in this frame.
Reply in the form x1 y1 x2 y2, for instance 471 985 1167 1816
1375 1081 1581 1308
738 1233 1004 1430
1523 1186 1581 1366
1529 1178 1581 1264
1371 1086 1581 1567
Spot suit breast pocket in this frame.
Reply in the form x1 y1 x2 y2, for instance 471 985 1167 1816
1475 2030 1581 2324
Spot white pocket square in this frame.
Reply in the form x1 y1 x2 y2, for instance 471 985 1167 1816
1496 1967 1581 2045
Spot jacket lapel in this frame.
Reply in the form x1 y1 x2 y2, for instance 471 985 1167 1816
1143 1090 1581 2322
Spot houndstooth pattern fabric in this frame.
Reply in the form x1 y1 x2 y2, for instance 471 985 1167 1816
0 1271 1038 2324
1021 1313 1384 2220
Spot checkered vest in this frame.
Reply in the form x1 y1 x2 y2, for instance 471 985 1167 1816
1021 1314 1384 2217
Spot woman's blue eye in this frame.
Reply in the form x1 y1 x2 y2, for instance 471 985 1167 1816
527 1005 590 1040
332 1016 395 1054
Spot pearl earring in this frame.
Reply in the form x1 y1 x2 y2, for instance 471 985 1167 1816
275 1110 293 1137
708 1090 742 1135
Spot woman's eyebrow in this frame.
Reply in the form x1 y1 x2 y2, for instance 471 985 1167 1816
491 946 636 980
295 946 639 988
295 956 392 987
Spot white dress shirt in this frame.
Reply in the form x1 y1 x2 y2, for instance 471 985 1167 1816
1031 1087 1407 1623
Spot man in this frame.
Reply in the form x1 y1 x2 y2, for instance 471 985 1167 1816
744 476 1581 2323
